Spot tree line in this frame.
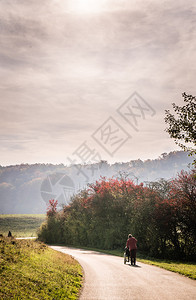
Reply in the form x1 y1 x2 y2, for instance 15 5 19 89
0 151 193 214
38 168 196 261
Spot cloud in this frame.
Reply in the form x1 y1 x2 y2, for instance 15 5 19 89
0 0 196 165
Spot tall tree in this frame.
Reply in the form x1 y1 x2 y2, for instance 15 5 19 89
165 93 196 163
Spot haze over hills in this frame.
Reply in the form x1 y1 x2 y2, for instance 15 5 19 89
0 151 194 214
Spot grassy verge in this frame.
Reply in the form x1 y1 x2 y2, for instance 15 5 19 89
0 237 83 299
0 214 46 237
68 246 196 280
137 256 196 280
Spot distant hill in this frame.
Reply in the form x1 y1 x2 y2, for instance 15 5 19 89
0 151 194 214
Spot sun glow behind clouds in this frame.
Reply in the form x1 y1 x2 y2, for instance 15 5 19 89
66 0 108 14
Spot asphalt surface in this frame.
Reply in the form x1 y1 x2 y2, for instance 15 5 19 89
50 246 196 300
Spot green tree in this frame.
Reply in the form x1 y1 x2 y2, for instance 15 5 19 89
165 93 196 163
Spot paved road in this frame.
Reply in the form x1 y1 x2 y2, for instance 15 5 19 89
50 246 196 300
16 237 36 239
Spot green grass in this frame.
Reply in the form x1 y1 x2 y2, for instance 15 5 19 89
0 237 83 299
137 256 196 280
0 214 46 237
71 246 196 280
1 213 195 282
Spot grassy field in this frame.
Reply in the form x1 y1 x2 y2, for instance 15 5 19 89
0 214 46 237
0 237 83 299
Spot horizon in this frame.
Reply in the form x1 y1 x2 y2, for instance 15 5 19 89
0 149 193 168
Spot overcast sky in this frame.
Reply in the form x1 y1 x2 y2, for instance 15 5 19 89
0 0 196 166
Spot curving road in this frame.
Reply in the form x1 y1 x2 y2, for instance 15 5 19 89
50 246 196 300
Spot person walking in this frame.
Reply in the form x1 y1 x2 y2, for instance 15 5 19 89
126 234 137 265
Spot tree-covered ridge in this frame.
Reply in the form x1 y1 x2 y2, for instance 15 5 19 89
0 151 194 214
38 169 196 261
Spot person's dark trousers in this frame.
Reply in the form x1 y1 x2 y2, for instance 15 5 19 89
130 249 137 265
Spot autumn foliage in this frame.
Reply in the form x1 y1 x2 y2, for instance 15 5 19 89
38 170 196 260
46 199 58 217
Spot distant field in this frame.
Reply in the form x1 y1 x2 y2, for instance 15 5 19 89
0 214 46 237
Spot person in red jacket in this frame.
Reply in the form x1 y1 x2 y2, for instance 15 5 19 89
126 234 137 265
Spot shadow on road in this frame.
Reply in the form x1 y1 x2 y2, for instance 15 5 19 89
127 264 141 268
